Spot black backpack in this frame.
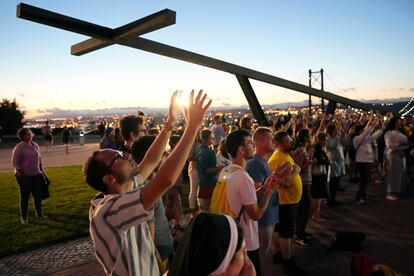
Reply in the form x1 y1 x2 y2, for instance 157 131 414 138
348 144 357 161
330 231 366 251
347 133 359 161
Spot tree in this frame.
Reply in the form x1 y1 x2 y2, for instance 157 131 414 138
0 98 25 135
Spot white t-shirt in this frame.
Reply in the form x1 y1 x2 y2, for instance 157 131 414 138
226 164 259 251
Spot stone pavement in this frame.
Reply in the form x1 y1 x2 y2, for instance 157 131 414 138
1 179 413 276
1 138 412 276
0 238 98 275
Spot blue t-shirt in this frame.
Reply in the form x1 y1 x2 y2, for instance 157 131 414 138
246 155 279 227
197 145 217 187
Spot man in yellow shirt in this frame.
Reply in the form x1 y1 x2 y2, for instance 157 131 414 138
268 131 305 275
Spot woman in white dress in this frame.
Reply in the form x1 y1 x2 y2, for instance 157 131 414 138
384 117 409 200
326 124 346 206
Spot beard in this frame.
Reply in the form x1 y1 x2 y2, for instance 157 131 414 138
112 170 131 186
245 150 254 160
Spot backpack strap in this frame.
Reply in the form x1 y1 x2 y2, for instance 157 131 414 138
224 166 245 221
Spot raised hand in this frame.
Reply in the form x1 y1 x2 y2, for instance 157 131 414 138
166 90 181 124
184 89 212 128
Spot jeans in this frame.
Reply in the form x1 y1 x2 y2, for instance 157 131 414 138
258 226 274 260
15 174 43 219
328 176 341 203
296 182 311 239
356 162 371 201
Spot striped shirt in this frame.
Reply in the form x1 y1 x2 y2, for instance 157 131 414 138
89 183 159 276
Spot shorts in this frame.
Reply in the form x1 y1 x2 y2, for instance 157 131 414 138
311 175 328 199
274 203 298 239
198 186 215 199
45 134 52 141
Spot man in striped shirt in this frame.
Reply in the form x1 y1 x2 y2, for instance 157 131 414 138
83 90 211 275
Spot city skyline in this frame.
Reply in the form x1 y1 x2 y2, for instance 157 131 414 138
1 0 413 118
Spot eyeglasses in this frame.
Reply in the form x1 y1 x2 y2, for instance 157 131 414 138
107 151 129 171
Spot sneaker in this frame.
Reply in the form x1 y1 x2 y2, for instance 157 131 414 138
357 199 365 205
386 194 399 201
295 238 312 247
272 251 282 264
282 257 307 275
21 218 29 225
37 214 48 220
321 213 330 219
311 216 326 223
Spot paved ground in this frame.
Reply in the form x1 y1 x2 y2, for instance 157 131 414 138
1 142 412 275
0 179 412 275
0 143 99 173
0 238 98 276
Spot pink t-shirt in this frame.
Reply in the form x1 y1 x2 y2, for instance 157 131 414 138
226 164 259 251
11 142 42 176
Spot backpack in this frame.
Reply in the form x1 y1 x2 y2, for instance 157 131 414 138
330 231 366 251
351 253 401 276
348 144 357 161
210 166 243 218
351 252 375 276
348 133 362 162
377 264 402 276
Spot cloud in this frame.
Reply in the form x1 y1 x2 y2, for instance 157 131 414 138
340 87 356 93
16 92 26 98
213 97 231 101
381 87 412 93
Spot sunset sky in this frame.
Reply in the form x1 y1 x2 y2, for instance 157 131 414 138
1 0 413 118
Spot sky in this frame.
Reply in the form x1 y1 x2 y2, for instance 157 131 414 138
0 0 413 118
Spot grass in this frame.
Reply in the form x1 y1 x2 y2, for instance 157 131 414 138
0 165 190 257
0 165 95 257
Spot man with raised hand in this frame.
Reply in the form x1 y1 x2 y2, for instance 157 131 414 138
83 90 211 276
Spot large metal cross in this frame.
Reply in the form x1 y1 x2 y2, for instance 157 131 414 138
16 3 381 126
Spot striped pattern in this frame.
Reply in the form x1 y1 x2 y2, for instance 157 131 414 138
89 188 159 276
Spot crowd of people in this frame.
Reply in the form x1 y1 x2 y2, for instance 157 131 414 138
11 89 414 275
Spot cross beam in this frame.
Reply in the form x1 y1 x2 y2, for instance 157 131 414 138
236 75 269 126
17 3 384 126
71 9 176 56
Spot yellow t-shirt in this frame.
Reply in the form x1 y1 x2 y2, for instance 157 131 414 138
268 149 302 205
